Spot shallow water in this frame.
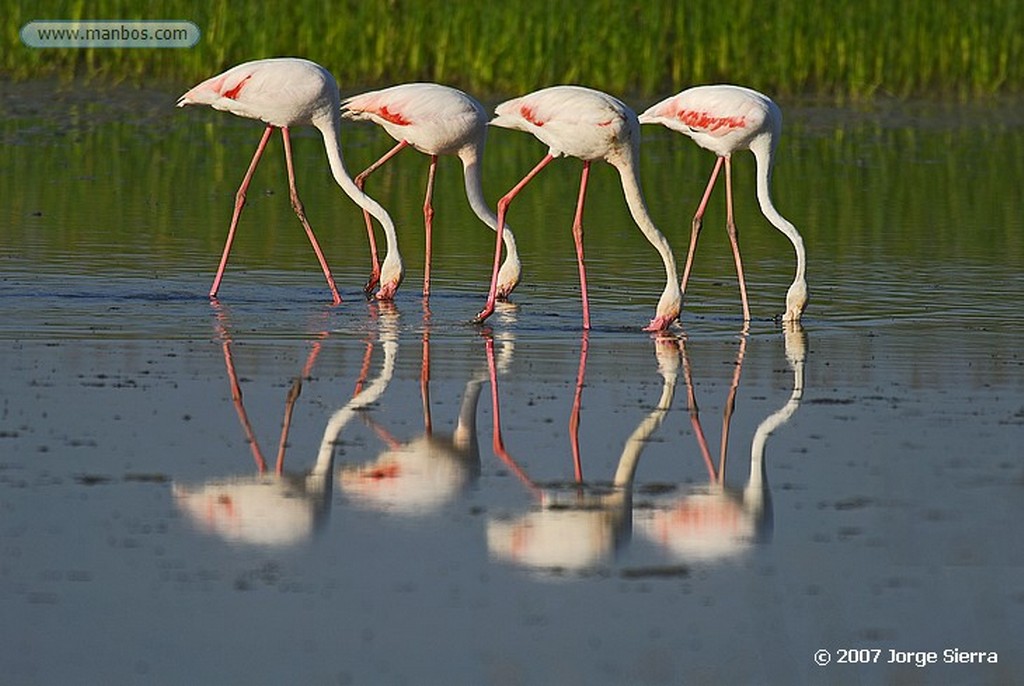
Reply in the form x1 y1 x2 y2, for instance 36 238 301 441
1 83 1023 685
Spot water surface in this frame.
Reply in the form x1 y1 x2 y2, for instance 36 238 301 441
1 82 1022 685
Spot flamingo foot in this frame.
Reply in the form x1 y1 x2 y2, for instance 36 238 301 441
473 301 496 325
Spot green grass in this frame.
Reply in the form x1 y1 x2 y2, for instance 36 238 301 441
7 0 1024 100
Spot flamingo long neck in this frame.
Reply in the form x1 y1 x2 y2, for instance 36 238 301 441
751 137 805 287
314 336 398 469
612 368 676 489
613 159 679 289
746 333 803 515
451 378 484 455
460 148 519 258
317 114 400 258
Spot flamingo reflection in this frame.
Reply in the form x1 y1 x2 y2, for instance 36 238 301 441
173 307 399 546
486 333 681 573
636 323 806 561
337 328 515 515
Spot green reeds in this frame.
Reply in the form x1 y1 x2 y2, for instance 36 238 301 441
7 0 1024 99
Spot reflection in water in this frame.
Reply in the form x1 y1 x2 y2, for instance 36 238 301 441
486 333 680 573
488 325 806 573
172 306 399 546
337 329 514 515
173 301 804 566
637 323 806 562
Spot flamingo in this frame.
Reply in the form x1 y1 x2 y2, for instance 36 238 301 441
342 83 522 300
474 86 681 332
639 85 807 323
176 57 404 303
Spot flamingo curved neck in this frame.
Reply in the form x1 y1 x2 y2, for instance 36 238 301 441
614 160 679 286
315 338 398 468
460 151 518 256
613 370 676 488
752 140 806 286
317 115 400 256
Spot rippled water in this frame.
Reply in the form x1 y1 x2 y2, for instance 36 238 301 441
1 83 1022 684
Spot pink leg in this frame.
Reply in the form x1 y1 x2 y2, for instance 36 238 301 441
275 374 302 475
569 330 589 482
352 337 375 396
421 329 432 435
355 140 409 293
572 161 592 330
272 340 324 475
723 156 751 321
680 156 724 296
475 154 554 324
422 155 438 299
484 334 540 496
209 125 274 300
221 337 268 474
717 333 747 480
281 127 342 305
680 340 717 482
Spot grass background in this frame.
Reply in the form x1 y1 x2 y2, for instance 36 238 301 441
6 0 1024 100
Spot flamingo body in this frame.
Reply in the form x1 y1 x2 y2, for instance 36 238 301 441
492 86 636 163
478 86 681 331
177 58 404 302
640 85 776 158
178 58 335 127
342 83 522 299
344 82 485 156
640 84 807 322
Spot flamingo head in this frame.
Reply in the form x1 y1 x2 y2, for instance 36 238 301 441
782 279 808 323
495 253 523 300
643 284 682 332
375 254 404 302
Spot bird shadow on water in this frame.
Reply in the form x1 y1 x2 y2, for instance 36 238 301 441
171 300 513 545
171 299 807 580
486 323 807 578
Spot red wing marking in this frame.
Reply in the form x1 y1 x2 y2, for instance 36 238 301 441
222 74 252 100
676 109 747 134
362 463 402 480
520 105 544 127
378 105 412 126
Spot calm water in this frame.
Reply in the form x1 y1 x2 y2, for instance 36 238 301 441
1 82 1023 685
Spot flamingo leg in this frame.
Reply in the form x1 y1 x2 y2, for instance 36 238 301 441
723 155 751 322
275 374 302 475
680 340 717 482
572 161 592 330
281 127 342 305
355 140 410 294
352 336 375 396
484 334 540 496
272 340 323 475
422 155 438 299
421 329 432 435
680 156 724 297
717 333 747 481
221 337 269 474
569 330 589 482
475 153 554 324
209 125 274 300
